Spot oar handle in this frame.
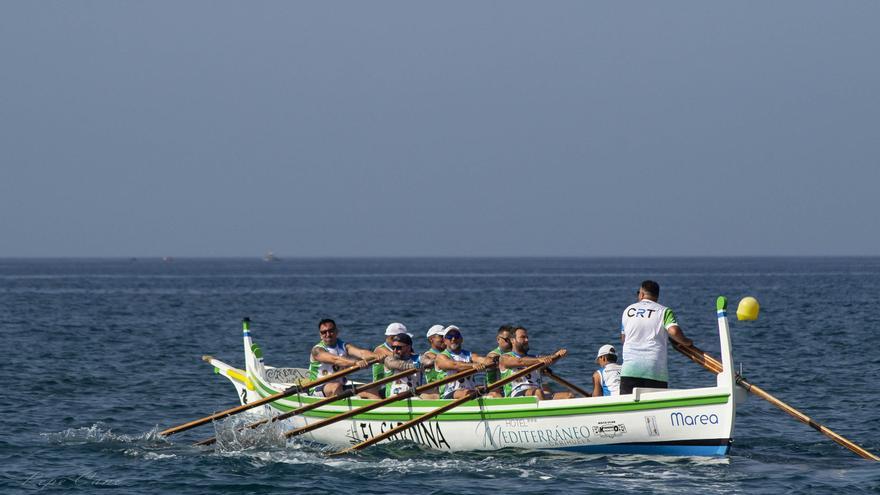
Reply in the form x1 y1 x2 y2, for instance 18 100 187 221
672 341 880 462
334 353 563 455
160 356 381 437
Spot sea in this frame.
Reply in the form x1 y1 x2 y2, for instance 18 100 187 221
1 257 878 494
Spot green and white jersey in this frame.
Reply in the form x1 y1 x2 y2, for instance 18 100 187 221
500 351 542 397
485 346 503 385
620 300 678 382
372 343 392 382
436 349 476 398
422 348 444 384
308 339 348 382
384 354 423 396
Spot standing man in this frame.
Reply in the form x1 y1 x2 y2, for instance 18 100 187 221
619 280 693 395
309 318 380 398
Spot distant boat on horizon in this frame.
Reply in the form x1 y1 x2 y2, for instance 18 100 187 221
263 250 281 262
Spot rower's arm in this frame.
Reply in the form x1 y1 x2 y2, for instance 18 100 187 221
383 355 418 371
344 343 380 361
499 354 542 369
667 325 692 346
373 346 393 358
591 371 603 398
312 347 360 367
419 353 436 369
500 349 566 369
435 354 482 372
470 352 496 366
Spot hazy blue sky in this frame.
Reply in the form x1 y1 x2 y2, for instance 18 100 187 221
2 2 878 257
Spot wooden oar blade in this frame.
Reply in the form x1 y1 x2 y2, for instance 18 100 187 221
673 342 879 461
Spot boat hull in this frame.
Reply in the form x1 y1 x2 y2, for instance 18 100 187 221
207 298 738 456
217 369 733 455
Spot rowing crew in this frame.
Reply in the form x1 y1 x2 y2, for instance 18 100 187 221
308 319 571 401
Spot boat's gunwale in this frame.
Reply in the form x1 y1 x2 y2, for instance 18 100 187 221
246 369 732 421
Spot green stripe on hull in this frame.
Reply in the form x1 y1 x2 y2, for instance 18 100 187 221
246 372 730 422
288 394 730 421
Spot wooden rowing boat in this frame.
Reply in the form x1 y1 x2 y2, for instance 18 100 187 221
205 298 744 456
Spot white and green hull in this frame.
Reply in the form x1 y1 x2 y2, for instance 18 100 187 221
208 302 742 456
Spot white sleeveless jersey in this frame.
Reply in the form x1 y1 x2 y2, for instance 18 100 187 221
308 339 348 385
502 352 542 397
620 300 678 382
598 363 621 396
384 355 423 396
438 349 476 398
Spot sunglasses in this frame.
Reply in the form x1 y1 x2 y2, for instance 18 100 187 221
444 333 462 340
391 345 408 351
319 329 337 335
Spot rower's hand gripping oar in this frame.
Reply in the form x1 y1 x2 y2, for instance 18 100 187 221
671 298 880 462
159 319 381 437
282 362 493 440
332 350 566 455
193 367 421 446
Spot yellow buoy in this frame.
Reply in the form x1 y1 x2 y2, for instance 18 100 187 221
737 296 760 320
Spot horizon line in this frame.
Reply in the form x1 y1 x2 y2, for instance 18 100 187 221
2 254 879 260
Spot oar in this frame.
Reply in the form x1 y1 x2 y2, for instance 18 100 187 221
194 367 420 446
283 365 488 439
671 341 880 462
159 356 381 437
333 353 564 455
542 368 591 397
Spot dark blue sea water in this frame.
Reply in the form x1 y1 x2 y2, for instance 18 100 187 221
1 257 878 494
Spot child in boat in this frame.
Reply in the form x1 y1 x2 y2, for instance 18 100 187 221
592 344 621 397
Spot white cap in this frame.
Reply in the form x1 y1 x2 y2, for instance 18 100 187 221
384 322 408 336
426 324 445 338
443 325 461 336
595 344 617 362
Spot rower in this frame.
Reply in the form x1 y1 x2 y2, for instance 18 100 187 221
309 319 380 398
485 324 514 388
419 324 447 399
433 325 494 399
371 322 410 398
381 333 435 397
498 326 570 400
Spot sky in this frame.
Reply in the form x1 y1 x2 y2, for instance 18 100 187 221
1 2 878 257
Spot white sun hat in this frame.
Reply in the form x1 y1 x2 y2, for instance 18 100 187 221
595 344 617 362
384 322 409 336
426 324 446 338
